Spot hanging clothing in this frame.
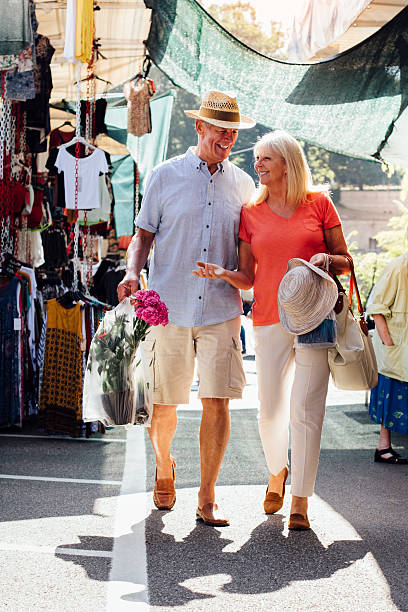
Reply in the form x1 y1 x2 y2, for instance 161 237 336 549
78 175 112 225
5 0 37 101
124 78 155 137
39 299 83 437
46 145 110 209
63 0 80 64
285 0 372 61
41 223 68 269
23 34 55 153
0 278 22 427
81 99 107 138
75 0 94 64
55 146 109 209
0 0 31 55
49 127 76 150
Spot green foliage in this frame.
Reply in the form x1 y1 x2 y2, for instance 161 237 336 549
89 314 148 394
302 143 403 190
205 2 285 58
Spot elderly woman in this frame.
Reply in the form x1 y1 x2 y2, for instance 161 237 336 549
194 130 351 530
367 251 408 464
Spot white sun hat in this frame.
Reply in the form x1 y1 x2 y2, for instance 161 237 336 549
184 90 255 129
278 258 338 335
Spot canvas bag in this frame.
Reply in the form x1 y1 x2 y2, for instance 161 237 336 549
328 260 378 390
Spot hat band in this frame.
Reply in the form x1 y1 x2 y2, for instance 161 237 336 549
199 107 241 123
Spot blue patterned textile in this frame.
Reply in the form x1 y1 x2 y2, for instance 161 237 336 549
369 373 408 434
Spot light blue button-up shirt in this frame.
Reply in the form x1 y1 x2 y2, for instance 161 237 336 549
136 147 255 327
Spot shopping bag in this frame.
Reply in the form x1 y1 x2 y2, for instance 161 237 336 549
328 262 378 391
83 298 153 427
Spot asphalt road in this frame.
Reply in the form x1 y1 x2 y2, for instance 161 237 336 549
1 322 407 611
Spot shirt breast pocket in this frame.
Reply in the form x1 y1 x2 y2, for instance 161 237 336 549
303 215 323 235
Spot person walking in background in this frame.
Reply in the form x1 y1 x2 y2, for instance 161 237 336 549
240 288 253 354
194 130 351 530
118 90 255 526
367 250 408 464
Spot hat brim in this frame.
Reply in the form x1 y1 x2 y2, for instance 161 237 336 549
278 258 338 335
184 109 255 129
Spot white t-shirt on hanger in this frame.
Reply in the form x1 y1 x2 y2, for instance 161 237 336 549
55 147 109 210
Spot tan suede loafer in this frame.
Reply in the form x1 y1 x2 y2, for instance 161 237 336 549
264 466 289 514
196 503 230 526
288 513 310 530
153 457 176 510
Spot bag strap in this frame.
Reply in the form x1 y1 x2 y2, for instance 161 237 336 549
345 256 364 316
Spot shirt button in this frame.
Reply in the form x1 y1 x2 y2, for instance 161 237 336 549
198 296 202 299
208 202 211 205
203 248 207 252
210 179 212 183
206 225 209 228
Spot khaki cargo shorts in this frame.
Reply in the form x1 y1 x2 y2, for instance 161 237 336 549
141 316 246 405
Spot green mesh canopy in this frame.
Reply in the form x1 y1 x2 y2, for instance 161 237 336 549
145 0 408 167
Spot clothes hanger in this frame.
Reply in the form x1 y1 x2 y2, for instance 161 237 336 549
57 134 97 151
56 120 74 130
74 74 112 87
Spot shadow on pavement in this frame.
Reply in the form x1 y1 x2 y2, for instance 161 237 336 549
142 510 368 607
55 536 112 582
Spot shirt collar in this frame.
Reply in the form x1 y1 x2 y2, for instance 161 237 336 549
186 146 229 174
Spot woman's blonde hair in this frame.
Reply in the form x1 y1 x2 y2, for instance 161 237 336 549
249 130 328 207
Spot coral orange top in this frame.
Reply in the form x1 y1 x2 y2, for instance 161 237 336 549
238 192 341 326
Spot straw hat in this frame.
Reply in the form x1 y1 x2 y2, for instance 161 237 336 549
184 90 255 129
278 258 338 335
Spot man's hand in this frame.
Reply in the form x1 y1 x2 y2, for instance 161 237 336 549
193 261 226 280
117 274 139 302
117 229 155 302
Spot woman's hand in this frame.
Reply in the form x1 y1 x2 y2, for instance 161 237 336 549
309 252 329 271
372 314 394 346
193 261 226 280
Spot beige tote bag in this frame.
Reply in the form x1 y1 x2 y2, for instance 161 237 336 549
328 261 378 391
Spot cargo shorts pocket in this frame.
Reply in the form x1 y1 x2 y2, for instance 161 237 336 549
142 339 157 390
228 336 246 391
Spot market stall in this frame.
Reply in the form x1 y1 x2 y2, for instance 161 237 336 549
0 0 174 435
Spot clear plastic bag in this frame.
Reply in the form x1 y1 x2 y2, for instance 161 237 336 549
83 298 153 427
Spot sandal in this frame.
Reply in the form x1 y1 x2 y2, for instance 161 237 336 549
374 447 408 464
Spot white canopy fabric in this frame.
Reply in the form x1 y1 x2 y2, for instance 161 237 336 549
307 0 408 61
285 0 373 61
35 0 151 102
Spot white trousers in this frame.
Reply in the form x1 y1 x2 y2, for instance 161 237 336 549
254 323 330 497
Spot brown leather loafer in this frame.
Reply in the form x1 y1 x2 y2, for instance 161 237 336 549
288 513 310 531
196 503 230 527
153 457 176 510
264 466 289 514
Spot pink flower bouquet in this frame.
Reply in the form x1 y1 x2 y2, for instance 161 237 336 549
130 289 169 342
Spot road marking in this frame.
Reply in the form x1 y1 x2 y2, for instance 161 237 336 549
0 542 113 558
107 426 149 611
0 433 126 443
0 474 122 485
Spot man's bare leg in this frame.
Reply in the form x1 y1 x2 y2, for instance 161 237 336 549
198 398 230 509
148 404 178 479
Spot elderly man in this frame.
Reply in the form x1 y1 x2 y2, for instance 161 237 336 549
117 90 255 526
